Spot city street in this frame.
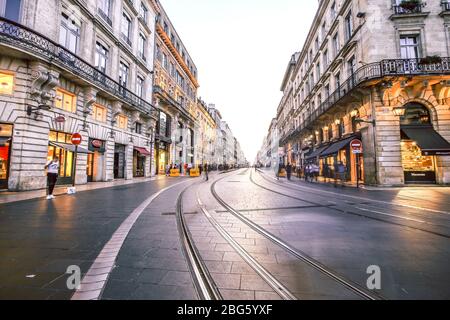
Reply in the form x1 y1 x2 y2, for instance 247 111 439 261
1 169 449 300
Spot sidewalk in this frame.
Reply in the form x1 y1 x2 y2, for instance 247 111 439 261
260 169 450 191
0 176 168 204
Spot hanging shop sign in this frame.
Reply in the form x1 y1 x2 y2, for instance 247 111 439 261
55 116 66 123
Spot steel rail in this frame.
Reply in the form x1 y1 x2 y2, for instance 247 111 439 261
176 185 223 300
196 193 298 301
255 170 450 239
211 171 383 301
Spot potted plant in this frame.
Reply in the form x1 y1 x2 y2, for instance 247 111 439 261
419 55 442 65
399 0 422 12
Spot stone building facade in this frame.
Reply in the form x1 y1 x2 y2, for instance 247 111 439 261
0 0 159 191
152 4 198 174
276 0 450 186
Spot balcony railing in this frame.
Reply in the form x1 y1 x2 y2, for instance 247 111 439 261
0 17 158 119
392 1 426 15
280 57 450 144
97 8 112 26
442 1 450 11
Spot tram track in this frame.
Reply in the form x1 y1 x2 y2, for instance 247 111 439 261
253 170 450 239
210 171 382 301
176 184 223 300
196 192 297 300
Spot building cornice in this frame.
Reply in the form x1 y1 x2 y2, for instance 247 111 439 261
156 23 200 88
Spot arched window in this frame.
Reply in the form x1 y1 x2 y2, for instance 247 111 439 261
400 103 431 126
338 118 345 137
351 110 360 133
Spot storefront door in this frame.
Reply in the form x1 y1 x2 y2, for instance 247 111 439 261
87 139 106 182
48 131 74 185
157 150 167 175
133 150 145 177
114 144 126 179
0 138 11 190
0 124 13 190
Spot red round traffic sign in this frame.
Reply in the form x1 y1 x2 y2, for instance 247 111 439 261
71 133 82 146
350 139 363 153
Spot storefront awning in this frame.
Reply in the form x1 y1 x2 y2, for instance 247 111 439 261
134 147 151 156
320 136 357 158
0 137 11 146
305 144 330 160
49 142 93 154
401 127 450 156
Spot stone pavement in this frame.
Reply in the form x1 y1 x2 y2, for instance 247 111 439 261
0 177 188 300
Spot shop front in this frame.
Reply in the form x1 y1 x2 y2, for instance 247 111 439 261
114 144 126 179
400 103 450 184
87 138 106 182
48 130 92 185
0 123 13 190
317 135 364 184
133 147 151 177
156 141 169 175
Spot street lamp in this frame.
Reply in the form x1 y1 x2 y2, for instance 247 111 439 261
393 106 406 117
354 118 376 126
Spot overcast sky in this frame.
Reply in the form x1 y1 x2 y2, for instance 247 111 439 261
162 0 319 162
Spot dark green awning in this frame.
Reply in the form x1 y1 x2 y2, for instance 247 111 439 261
306 144 330 160
320 136 357 158
401 126 450 156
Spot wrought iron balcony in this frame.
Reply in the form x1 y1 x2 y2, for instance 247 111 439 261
442 1 450 11
392 1 426 15
0 17 158 119
97 8 112 27
280 57 450 145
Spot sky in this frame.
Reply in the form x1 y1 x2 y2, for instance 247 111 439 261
161 0 319 162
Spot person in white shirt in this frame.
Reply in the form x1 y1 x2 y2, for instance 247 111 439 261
45 156 60 200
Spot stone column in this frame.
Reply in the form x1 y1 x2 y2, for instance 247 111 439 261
373 87 404 186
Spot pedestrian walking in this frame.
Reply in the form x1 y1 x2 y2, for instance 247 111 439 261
286 163 292 181
45 156 60 200
323 163 329 183
337 161 347 187
312 163 320 182
204 163 209 181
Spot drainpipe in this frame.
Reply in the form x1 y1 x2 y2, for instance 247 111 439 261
370 87 379 185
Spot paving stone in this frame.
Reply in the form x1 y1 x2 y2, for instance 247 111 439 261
240 274 273 292
160 271 193 287
211 273 241 290
221 289 255 300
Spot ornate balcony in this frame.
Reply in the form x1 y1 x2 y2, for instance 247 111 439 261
442 1 450 11
0 17 158 119
280 57 450 145
392 1 426 15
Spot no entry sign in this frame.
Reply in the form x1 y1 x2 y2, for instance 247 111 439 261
350 139 363 154
71 133 82 146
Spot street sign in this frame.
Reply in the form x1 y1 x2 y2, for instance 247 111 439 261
350 139 363 154
71 133 82 146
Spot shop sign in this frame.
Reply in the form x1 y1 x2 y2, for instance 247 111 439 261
404 171 436 183
350 139 363 154
423 150 450 156
91 140 103 148
55 116 66 123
